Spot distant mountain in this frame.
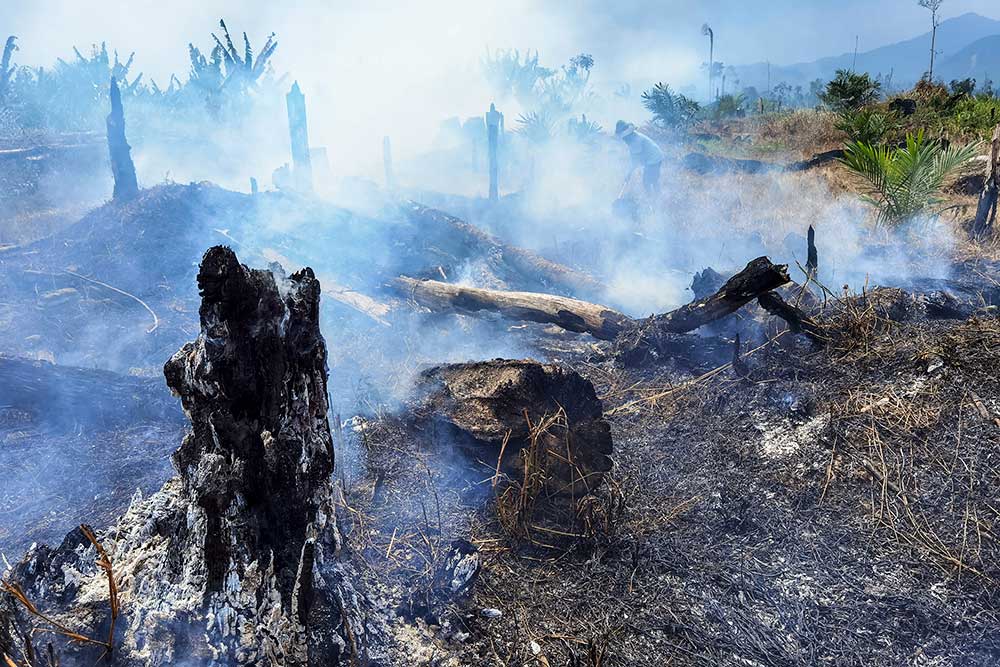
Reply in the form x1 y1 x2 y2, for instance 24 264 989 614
732 12 1000 91
937 34 1000 84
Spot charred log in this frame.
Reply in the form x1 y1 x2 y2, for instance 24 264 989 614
0 356 181 427
635 257 790 334
392 276 629 340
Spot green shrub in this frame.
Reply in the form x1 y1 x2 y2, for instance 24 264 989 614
641 83 700 128
835 108 898 144
714 93 745 119
840 130 980 226
945 96 1000 140
820 69 881 111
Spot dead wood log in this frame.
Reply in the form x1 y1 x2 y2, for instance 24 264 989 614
637 257 790 334
395 257 789 349
392 276 629 340
972 124 1000 238
757 291 826 343
401 201 605 298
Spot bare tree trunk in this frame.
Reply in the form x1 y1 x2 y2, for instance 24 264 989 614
106 77 138 201
972 124 1000 238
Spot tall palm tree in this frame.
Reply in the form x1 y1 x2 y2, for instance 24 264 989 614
701 23 714 101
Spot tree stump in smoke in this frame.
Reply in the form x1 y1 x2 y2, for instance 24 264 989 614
486 103 502 201
972 124 1000 238
414 359 613 495
806 225 818 277
286 81 313 193
0 246 385 667
106 77 138 201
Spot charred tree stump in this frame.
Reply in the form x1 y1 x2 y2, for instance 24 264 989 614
393 276 629 340
806 225 818 277
1 247 384 667
106 77 138 201
972 124 1000 238
383 135 395 192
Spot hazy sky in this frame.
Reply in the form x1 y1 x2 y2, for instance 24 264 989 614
5 0 999 79
3 1 998 169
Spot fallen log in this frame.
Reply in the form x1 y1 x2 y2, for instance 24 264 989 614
637 257 790 334
395 257 789 345
401 201 606 298
392 276 629 340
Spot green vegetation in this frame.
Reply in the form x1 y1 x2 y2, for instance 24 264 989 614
480 49 594 119
840 130 980 226
566 113 602 144
714 93 746 119
820 69 882 111
835 107 898 144
641 83 700 129
0 20 279 135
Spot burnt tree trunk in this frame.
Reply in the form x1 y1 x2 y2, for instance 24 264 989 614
972 124 1000 238
635 257 790 334
106 77 138 201
392 276 629 340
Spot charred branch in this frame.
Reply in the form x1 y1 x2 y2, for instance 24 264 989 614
757 291 827 343
634 257 790 335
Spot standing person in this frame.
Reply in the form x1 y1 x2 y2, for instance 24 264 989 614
615 120 664 195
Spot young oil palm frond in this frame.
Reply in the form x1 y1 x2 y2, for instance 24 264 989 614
840 130 981 226
516 111 555 145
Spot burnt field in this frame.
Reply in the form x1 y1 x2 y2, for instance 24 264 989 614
1 167 998 666
3 12 1000 666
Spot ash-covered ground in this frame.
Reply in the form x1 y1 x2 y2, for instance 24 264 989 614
2 161 998 665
